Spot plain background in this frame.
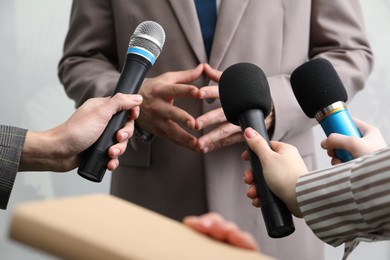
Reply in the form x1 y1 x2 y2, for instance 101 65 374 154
0 0 389 259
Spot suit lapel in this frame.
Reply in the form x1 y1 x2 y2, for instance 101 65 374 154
168 0 207 63
210 0 250 68
168 0 250 67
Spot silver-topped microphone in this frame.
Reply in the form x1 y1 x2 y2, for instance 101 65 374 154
128 21 165 64
78 21 165 182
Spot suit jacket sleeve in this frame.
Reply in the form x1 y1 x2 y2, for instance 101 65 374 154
58 0 121 108
269 0 373 142
0 125 27 209
296 147 390 259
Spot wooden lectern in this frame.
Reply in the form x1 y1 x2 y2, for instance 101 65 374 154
9 194 274 260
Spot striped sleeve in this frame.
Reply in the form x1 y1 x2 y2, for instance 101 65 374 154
296 147 390 259
0 125 27 210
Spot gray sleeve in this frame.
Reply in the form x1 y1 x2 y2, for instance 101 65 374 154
0 125 27 210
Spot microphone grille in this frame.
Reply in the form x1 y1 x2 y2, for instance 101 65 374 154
219 63 272 125
129 21 166 60
290 58 348 118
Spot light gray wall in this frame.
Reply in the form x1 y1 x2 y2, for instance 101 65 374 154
0 0 389 259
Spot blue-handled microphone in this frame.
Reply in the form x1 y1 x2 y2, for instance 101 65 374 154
290 58 361 162
77 21 165 182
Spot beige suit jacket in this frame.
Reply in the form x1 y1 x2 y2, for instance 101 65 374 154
59 1 373 259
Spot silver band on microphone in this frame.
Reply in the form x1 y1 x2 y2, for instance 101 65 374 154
315 101 347 122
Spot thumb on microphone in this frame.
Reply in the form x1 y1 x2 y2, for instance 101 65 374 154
242 127 306 217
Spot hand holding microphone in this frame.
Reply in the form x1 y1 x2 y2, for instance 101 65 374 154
320 117 387 165
242 127 308 218
290 58 361 162
219 63 295 238
78 21 165 182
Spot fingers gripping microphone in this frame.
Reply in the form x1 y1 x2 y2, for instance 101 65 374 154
219 63 295 238
78 21 166 182
290 58 361 162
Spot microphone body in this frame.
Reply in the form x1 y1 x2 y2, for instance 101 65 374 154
290 58 361 163
238 109 295 238
219 63 295 238
316 101 361 162
78 21 165 182
78 55 152 182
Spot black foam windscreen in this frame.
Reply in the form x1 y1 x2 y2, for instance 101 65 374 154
290 58 348 118
219 63 272 125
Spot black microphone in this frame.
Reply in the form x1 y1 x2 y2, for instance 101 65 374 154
290 58 361 162
78 21 166 182
219 63 295 238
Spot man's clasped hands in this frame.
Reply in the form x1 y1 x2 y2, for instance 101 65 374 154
136 63 273 153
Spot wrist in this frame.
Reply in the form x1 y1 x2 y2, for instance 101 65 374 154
19 131 56 171
19 129 73 172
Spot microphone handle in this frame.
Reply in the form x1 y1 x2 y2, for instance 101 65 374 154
78 55 152 182
319 107 361 162
239 109 295 238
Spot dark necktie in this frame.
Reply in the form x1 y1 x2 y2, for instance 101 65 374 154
194 0 217 59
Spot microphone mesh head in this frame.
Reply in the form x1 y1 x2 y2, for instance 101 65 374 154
129 21 166 59
219 63 272 125
290 58 348 118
